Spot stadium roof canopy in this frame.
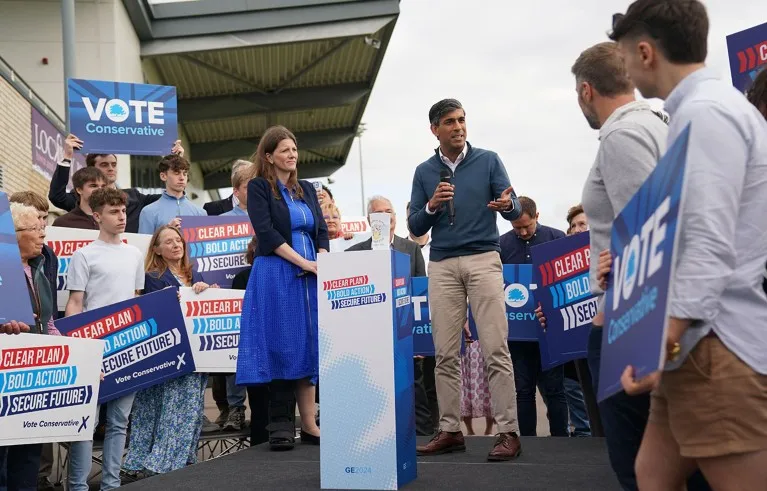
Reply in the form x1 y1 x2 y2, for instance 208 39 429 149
122 0 399 190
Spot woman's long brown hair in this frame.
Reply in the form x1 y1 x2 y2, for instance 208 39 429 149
249 125 303 200
145 225 193 285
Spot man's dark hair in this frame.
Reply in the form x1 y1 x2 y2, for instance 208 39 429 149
566 204 585 226
72 167 105 195
518 196 537 218
86 153 116 167
571 42 634 97
89 188 127 214
429 99 464 126
322 185 334 200
747 67 767 118
609 0 709 64
158 154 190 174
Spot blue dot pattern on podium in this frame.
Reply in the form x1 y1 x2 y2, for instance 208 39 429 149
319 331 397 489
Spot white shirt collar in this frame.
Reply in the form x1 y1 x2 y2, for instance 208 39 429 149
438 145 467 166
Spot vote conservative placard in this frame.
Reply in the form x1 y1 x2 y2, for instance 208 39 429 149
54 288 195 404
411 277 434 356
67 78 178 156
598 125 691 402
411 277 475 357
180 287 243 372
46 226 152 312
469 264 540 341
0 192 36 326
181 216 253 289
726 21 767 92
0 335 103 446
532 232 596 367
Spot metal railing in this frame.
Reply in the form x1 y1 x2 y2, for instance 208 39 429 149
0 54 67 132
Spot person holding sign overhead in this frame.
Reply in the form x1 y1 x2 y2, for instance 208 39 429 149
124 225 215 479
236 125 328 451
408 98 524 461
48 135 185 234
52 167 106 230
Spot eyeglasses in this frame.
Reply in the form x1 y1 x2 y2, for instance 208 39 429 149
15 225 46 234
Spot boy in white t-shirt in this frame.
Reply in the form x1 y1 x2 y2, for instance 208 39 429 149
65 188 145 491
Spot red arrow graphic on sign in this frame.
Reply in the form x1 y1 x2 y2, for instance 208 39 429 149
747 47 757 70
738 51 748 73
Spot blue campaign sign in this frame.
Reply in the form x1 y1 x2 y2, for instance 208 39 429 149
55 288 195 403
0 192 36 326
181 216 254 289
411 277 474 356
531 232 596 368
411 277 434 356
726 22 767 92
469 264 540 341
598 125 691 402
67 78 178 156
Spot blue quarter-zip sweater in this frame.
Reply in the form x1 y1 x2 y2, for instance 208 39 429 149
408 143 522 261
138 191 207 234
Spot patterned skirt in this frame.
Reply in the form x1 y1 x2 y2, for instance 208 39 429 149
460 341 493 418
124 373 207 474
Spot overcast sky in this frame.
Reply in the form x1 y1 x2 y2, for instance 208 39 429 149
299 0 762 238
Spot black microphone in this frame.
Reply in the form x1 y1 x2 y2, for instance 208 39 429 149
439 169 455 226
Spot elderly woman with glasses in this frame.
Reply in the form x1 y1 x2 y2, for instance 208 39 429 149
0 202 60 491
10 202 59 336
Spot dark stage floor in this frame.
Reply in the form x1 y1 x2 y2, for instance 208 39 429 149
123 436 618 490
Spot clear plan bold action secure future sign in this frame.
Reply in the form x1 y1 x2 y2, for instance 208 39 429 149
54 288 196 404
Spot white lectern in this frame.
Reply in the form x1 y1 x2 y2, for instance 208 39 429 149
318 249 417 490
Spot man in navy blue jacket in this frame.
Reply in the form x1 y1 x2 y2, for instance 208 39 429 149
500 196 570 438
409 98 523 462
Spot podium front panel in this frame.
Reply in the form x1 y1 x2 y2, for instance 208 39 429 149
318 249 416 490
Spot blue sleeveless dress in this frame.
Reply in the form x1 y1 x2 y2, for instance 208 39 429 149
236 182 318 385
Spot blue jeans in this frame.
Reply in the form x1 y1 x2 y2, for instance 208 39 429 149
68 393 135 491
226 374 247 408
564 377 591 436
0 444 42 491
588 327 711 491
508 341 569 436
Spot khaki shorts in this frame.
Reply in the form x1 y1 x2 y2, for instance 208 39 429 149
649 335 767 459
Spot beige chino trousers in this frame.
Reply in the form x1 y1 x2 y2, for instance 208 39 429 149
428 251 519 434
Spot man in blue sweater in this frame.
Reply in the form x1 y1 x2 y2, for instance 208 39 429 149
409 98 523 461
500 196 570 438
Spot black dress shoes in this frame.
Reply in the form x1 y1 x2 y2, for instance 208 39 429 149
300 430 320 445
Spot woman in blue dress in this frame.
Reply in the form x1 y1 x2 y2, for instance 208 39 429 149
237 125 329 450
124 225 215 478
